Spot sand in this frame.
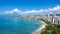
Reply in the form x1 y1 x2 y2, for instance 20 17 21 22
33 21 47 34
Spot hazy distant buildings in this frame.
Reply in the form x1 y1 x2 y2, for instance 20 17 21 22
39 12 60 24
59 19 60 24
53 16 59 24
47 13 60 24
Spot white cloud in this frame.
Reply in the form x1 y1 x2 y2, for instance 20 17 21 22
4 11 10 14
4 8 22 14
24 10 37 14
49 5 60 11
3 5 60 15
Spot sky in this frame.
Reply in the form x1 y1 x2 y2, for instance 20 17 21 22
0 0 60 12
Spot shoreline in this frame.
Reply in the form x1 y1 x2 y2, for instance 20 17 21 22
33 20 47 34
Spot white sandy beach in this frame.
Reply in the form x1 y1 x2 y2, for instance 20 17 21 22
33 21 47 34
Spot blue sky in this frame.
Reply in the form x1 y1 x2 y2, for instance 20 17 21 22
0 0 60 12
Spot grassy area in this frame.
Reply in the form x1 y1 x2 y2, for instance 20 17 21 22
40 19 60 34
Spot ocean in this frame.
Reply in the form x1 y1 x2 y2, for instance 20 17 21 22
0 14 42 34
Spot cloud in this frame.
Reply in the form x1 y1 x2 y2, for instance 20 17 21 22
4 8 22 14
24 10 37 13
3 5 60 16
48 5 60 11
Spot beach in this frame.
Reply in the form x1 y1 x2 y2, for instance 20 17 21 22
33 21 47 34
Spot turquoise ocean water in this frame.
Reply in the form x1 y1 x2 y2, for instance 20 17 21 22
0 15 42 34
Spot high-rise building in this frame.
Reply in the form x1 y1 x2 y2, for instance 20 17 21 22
53 16 59 24
48 13 50 21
